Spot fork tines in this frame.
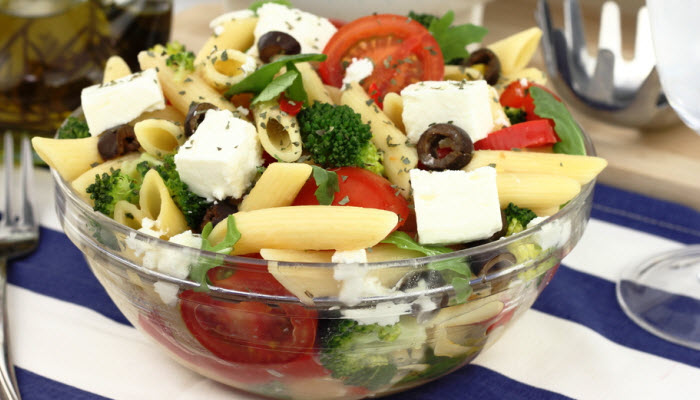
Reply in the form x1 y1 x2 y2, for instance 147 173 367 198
1 133 36 237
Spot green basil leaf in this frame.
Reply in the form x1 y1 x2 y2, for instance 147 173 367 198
428 11 488 63
310 165 339 205
284 62 308 104
224 53 327 98
191 215 242 290
251 70 299 104
530 86 586 155
249 0 291 13
451 277 473 303
380 231 452 256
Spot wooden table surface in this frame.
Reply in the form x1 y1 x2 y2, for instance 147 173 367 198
173 0 700 211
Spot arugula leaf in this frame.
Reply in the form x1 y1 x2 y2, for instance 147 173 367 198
530 86 586 155
190 215 241 290
284 62 308 104
380 231 452 256
249 0 291 13
427 11 488 63
224 53 327 98
251 70 299 104
450 277 473 303
310 166 339 205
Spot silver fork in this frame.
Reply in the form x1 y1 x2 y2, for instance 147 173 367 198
0 133 39 400
536 0 679 129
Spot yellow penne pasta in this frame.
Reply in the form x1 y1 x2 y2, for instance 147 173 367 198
240 163 312 212
443 65 483 81
251 101 303 162
382 92 405 133
208 206 398 255
495 67 548 94
198 49 256 90
114 200 147 229
132 105 186 125
103 56 131 83
295 62 334 104
262 244 424 263
71 153 140 202
133 119 185 159
465 150 607 184
139 169 188 238
488 27 543 75
366 244 426 262
32 136 102 181
531 206 561 217
195 17 258 66
340 83 418 198
497 172 581 209
138 50 239 116
324 84 342 105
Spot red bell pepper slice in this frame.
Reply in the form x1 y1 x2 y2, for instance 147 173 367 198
474 119 560 151
278 93 303 116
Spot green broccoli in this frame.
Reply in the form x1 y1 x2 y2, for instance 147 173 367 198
57 117 90 139
408 11 439 29
86 168 140 217
163 42 195 82
297 102 383 174
504 202 537 236
319 318 426 390
154 154 211 229
504 106 527 125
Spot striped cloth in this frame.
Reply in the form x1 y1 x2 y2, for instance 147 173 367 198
9 168 700 399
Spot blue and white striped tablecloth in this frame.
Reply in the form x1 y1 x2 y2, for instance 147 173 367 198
8 168 700 399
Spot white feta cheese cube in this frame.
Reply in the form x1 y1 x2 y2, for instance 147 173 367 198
410 167 502 245
174 109 262 201
249 3 337 58
81 68 165 136
331 249 368 264
209 9 256 36
342 58 374 87
401 80 494 144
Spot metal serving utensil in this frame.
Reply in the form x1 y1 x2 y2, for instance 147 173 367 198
536 0 679 129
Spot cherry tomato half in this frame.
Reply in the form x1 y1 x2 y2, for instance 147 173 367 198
499 80 560 121
292 166 410 230
319 14 444 102
179 265 318 364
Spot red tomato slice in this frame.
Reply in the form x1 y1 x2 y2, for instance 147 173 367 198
499 80 560 121
328 18 347 29
319 14 444 101
179 265 318 364
292 166 409 230
278 93 303 116
474 119 560 150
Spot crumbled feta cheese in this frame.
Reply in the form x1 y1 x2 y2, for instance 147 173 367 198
342 58 374 87
527 216 548 228
332 249 368 264
209 9 256 36
81 68 165 136
174 109 262 201
138 217 165 238
125 230 202 280
410 167 502 245
534 218 572 250
154 281 180 306
248 3 337 58
333 263 392 306
342 301 410 326
401 80 494 144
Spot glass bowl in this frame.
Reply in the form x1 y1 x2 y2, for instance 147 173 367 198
53 128 596 399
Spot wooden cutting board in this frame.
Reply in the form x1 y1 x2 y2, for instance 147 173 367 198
172 1 700 211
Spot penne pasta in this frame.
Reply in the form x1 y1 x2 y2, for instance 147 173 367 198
261 244 425 264
198 49 256 90
139 169 188 238
71 153 140 202
32 136 102 181
495 67 548 93
207 206 398 255
381 92 405 133
443 65 483 81
132 105 186 125
103 56 131 83
114 200 147 230
324 84 342 105
240 162 312 211
496 172 581 209
488 27 543 75
251 101 303 162
133 119 185 159
465 150 608 184
195 17 258 67
138 50 240 116
295 62 334 104
340 83 418 198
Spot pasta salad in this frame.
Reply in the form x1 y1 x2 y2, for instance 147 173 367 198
33 2 607 397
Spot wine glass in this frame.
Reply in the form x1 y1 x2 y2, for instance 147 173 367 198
616 1 700 350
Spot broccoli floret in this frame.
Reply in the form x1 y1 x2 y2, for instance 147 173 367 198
57 117 90 139
504 106 527 125
408 11 439 29
357 141 384 175
163 42 195 83
504 202 537 236
319 318 426 390
86 168 140 217
297 103 378 172
155 154 211 229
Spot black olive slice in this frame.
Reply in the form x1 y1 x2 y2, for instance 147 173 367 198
184 102 218 137
396 270 449 323
464 48 501 85
257 31 301 63
97 124 139 160
416 123 474 171
199 197 238 233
